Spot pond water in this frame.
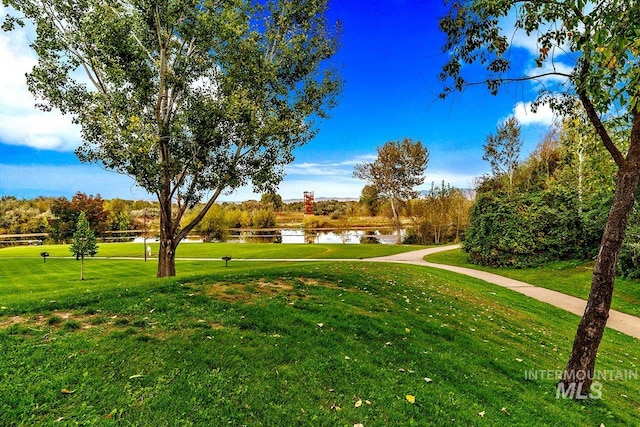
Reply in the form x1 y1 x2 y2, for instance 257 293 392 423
134 229 405 244
232 229 404 245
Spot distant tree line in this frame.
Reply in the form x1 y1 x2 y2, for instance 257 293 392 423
404 183 472 245
0 193 157 243
1 186 472 246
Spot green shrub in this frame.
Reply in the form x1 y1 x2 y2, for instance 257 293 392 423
463 189 588 267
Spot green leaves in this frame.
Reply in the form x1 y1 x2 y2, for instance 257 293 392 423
5 0 341 275
438 0 640 118
354 138 430 202
483 117 522 187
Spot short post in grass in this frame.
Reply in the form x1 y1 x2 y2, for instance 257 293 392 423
222 256 232 267
40 252 49 263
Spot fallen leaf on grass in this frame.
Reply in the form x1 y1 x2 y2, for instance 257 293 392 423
501 407 510 415
424 377 433 383
61 389 75 394
478 411 485 417
129 374 144 379
406 395 415 404
355 399 362 408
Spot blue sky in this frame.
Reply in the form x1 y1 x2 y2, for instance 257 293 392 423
0 1 558 202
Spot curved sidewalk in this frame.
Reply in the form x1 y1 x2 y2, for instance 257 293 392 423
368 245 640 340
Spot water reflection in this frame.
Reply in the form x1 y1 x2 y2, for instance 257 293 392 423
232 229 403 244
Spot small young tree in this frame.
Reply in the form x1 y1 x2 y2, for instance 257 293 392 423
69 212 98 281
483 117 523 188
354 138 429 243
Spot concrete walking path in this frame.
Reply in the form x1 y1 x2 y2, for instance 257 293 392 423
368 245 640 340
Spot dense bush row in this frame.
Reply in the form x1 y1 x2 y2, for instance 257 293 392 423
464 190 597 267
464 119 640 276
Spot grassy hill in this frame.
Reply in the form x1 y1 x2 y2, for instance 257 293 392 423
1 243 639 425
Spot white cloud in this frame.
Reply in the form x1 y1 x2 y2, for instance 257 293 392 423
508 101 557 126
0 109 82 151
525 60 574 85
285 155 376 177
0 7 82 151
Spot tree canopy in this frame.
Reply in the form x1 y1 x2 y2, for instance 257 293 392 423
483 117 522 188
354 138 429 243
3 0 342 276
439 0 640 398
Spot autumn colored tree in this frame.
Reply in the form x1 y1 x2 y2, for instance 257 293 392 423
406 182 471 245
439 0 640 397
104 198 133 231
354 138 429 243
4 0 341 277
48 197 75 242
49 193 107 242
70 193 108 235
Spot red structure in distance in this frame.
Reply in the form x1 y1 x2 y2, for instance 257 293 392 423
304 191 314 215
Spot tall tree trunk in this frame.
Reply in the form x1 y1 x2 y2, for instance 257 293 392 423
390 198 402 244
158 237 177 277
157 189 177 278
560 114 640 398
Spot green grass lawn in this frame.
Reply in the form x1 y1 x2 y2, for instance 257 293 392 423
1 247 640 425
0 241 427 260
425 248 640 318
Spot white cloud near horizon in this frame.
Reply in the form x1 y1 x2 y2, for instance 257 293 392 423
0 160 482 202
0 163 152 200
